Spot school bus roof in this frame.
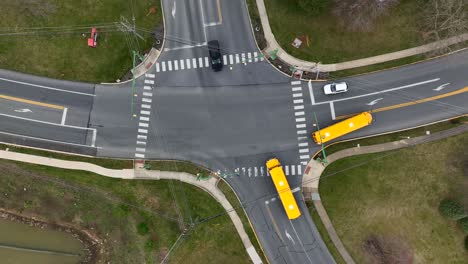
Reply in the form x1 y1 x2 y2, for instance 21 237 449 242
312 112 372 144
279 190 301 219
266 158 280 170
269 166 291 192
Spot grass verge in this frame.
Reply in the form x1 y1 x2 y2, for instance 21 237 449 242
318 133 468 263
307 201 346 264
0 0 161 83
264 0 422 63
318 116 468 157
0 143 133 169
0 159 250 263
217 180 269 264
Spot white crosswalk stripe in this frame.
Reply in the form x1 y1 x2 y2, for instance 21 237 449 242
137 135 147 140
144 86 152 91
223 55 228 65
291 165 295 175
136 141 146 145
260 166 264 176
142 98 152 103
294 105 304 110
198 57 203 68
297 165 302 175
299 148 309 153
144 80 154 84
296 123 306 129
299 142 308 147
297 130 307 135
300 155 310 160
254 167 258 177
229 54 234 65
143 92 152 97
162 61 166 72
241 53 246 64
293 99 304 104
292 93 303 98
204 57 209 67
139 122 149 128
296 117 306 122
285 165 289 175
291 80 301 85
180 59 185 70
192 58 197 68
135 153 145 158
138 128 148 134
140 110 150 115
156 63 160 72
168 61 173 71
254 52 259 62
141 104 151 109
174 60 179 70
186 59 191 69
295 111 305 116
292 87 302 92
235 54 240 64
145 73 155 78
136 147 146 152
140 116 149 121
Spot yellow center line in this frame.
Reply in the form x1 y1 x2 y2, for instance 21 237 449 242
265 205 284 242
217 0 223 24
0 94 64 110
335 86 468 120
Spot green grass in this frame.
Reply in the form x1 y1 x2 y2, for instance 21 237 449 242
318 133 468 263
0 143 133 169
307 202 346 264
217 180 269 264
146 160 210 176
0 159 250 263
264 0 422 63
320 116 468 157
0 0 161 83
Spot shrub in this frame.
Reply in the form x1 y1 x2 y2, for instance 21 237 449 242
458 217 468 233
465 236 468 251
137 222 149 235
297 0 329 16
439 198 467 220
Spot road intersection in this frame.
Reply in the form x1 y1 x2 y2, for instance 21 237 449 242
0 0 467 263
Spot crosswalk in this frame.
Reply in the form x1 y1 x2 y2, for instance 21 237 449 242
217 164 303 178
290 80 311 165
155 51 265 73
134 73 155 159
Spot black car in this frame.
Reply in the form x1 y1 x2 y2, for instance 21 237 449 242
208 40 223 71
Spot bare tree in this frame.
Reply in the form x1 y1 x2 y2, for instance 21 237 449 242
333 0 400 32
420 0 468 54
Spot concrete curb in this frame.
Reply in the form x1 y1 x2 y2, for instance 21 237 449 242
256 0 468 73
302 124 468 264
0 151 262 264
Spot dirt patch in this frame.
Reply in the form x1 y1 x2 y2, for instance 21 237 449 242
362 234 413 264
0 208 101 264
18 0 57 17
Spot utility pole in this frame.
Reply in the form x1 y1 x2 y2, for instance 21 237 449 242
313 112 328 165
131 50 145 118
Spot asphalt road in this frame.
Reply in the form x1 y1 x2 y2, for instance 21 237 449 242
0 1 467 263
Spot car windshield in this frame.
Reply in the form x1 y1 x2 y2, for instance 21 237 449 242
212 58 221 64
330 84 336 92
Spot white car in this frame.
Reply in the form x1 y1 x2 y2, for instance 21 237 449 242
323 82 348 95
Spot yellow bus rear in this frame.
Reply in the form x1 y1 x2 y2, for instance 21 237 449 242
266 158 302 220
312 112 373 144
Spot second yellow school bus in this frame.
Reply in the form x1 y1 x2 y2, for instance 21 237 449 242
266 158 301 220
312 112 373 144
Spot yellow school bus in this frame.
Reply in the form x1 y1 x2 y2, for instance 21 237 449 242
312 112 373 145
266 158 301 220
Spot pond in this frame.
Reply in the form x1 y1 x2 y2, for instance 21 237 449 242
0 218 85 264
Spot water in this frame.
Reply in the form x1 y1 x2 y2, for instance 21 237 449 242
0 218 85 264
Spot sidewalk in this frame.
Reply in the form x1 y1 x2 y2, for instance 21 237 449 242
0 150 262 264
302 123 468 264
256 0 468 73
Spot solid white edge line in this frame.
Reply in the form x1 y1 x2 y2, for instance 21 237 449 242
308 80 315 105
60 107 68 125
330 101 336 120
0 113 93 131
315 78 441 106
0 77 95 97
0 131 98 148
